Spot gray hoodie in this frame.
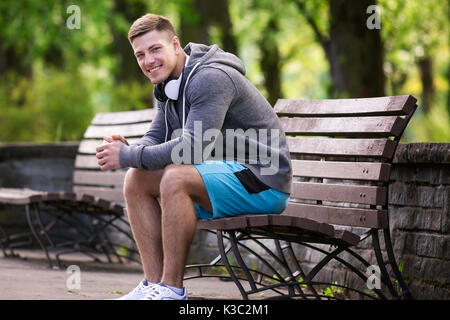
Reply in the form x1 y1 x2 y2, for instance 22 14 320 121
119 43 292 194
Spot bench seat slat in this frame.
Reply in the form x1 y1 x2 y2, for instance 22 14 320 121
283 202 388 228
291 160 391 181
280 116 407 137
197 216 248 230
291 182 387 205
91 108 156 125
333 230 361 246
274 95 416 117
197 214 362 246
287 137 397 159
197 214 334 237
0 188 46 205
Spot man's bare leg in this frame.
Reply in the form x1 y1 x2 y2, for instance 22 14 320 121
159 164 212 289
123 168 165 283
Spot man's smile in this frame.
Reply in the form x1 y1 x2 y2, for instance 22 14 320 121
148 65 162 74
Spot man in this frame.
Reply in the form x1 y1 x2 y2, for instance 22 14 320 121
96 13 292 300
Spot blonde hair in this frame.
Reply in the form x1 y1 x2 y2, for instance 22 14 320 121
128 13 176 43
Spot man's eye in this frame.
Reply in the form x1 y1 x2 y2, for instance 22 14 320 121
137 54 143 59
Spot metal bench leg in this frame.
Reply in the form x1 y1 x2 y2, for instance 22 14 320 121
0 224 15 257
378 228 412 299
276 240 320 298
184 229 234 281
25 204 54 268
217 230 249 299
372 229 400 298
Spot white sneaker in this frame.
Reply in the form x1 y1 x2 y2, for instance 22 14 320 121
116 280 156 300
141 283 188 300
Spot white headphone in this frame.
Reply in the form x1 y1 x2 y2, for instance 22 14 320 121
164 74 182 100
163 54 190 101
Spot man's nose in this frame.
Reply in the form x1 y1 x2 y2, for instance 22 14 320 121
144 53 155 67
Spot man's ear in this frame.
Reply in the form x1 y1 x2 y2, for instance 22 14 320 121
172 36 182 54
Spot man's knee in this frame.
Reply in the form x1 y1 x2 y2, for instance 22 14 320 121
159 165 186 200
159 164 211 211
123 168 162 200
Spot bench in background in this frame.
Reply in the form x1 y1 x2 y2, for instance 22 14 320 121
0 109 157 268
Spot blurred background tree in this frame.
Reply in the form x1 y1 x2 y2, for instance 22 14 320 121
0 0 448 142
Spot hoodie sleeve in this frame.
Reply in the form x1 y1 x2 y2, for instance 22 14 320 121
119 67 236 170
136 101 168 146
119 101 167 167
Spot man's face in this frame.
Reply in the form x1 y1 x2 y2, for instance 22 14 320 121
132 30 180 84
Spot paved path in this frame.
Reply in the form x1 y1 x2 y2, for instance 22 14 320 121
0 249 245 300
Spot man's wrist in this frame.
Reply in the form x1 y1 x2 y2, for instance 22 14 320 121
119 143 142 168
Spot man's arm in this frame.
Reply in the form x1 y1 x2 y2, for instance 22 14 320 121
118 68 236 170
96 101 168 171
134 101 168 146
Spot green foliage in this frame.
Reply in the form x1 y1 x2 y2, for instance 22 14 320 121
322 281 346 298
0 0 448 142
0 67 94 141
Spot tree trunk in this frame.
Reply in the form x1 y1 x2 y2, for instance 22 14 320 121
0 45 32 78
180 0 237 54
328 0 385 98
259 16 282 106
111 0 148 84
417 56 435 113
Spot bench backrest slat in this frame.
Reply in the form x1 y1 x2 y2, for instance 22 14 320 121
280 116 408 137
84 122 150 139
274 95 416 117
284 202 388 229
78 138 142 154
91 108 157 125
73 185 124 202
287 137 397 159
291 160 391 181
291 182 386 205
73 170 126 186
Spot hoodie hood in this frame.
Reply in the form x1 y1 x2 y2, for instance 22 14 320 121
183 43 246 77
154 43 245 103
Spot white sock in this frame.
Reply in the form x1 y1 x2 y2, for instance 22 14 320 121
143 279 156 286
159 283 184 295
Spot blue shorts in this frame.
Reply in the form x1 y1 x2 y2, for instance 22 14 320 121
193 160 290 221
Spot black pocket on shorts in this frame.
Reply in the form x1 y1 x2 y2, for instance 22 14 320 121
234 169 270 194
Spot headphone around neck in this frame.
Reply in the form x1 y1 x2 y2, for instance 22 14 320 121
154 75 182 102
154 55 190 102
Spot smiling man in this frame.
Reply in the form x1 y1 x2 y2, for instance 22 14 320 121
95 13 292 300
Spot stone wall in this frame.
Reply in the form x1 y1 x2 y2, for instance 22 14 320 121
388 143 449 299
0 143 77 192
0 142 449 299
0 143 78 229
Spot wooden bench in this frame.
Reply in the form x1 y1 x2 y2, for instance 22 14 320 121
0 108 157 268
184 95 417 300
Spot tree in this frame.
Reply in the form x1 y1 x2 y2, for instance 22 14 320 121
179 0 237 54
294 0 385 98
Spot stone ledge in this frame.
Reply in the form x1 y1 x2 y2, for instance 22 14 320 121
0 142 79 161
394 143 450 164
